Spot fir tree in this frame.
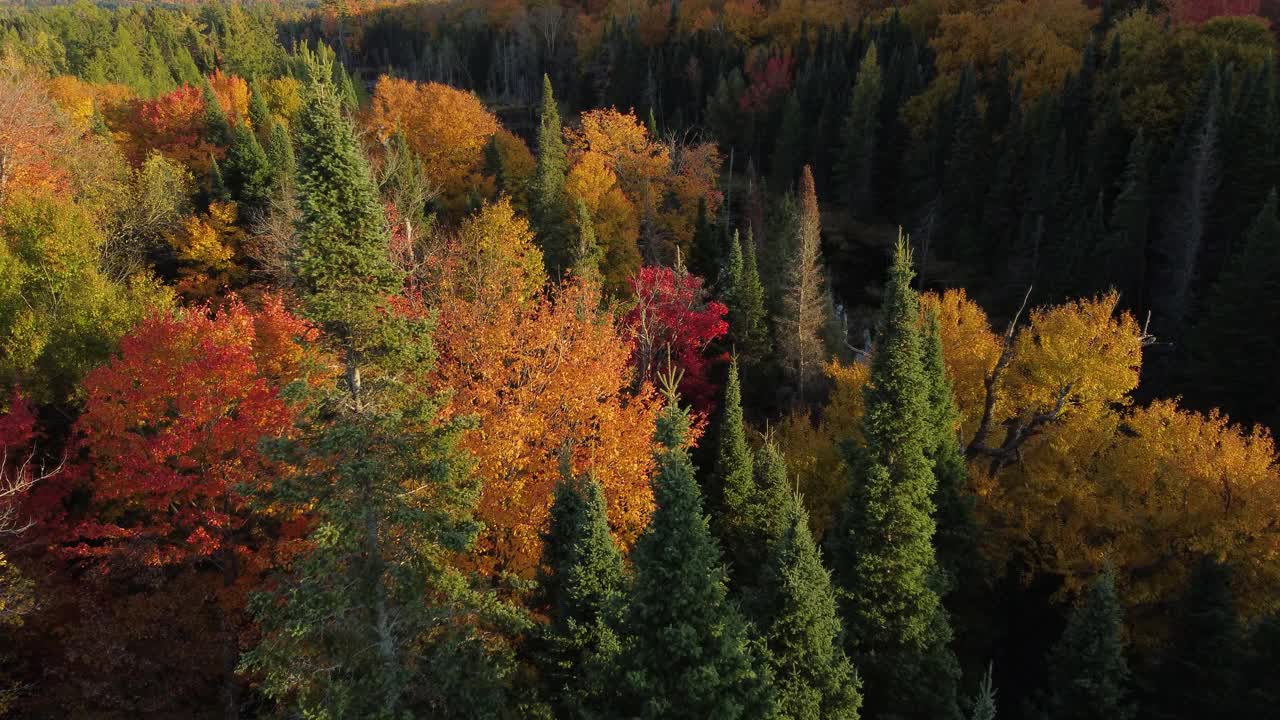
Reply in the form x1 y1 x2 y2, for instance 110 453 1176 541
202 77 230 147
773 93 807 190
619 386 777 720
757 493 863 720
1104 130 1149 310
689 198 720 284
1189 190 1280 431
922 308 977 587
970 664 997 720
711 359 756 581
1046 569 1133 720
838 46 883 218
208 155 230 202
265 121 295 196
248 78 272 139
828 237 961 720
726 229 771 365
538 464 626 719
570 198 603 285
533 74 571 276
223 122 272 217
242 57 521 719
776 166 829 403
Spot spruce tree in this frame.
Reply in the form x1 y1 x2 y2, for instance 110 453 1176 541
1104 130 1149 309
757 493 862 720
773 93 807 190
223 122 272 217
970 664 997 720
533 75 571 276
619 387 777 720
839 46 882 218
1046 569 1133 720
828 237 961 720
265 121 295 196
248 78 272 139
922 308 977 587
570 198 603 285
689 198 720 284
242 58 519 719
726 229 771 365
208 155 230 202
776 166 829 403
711 359 757 581
202 78 230 147
538 465 625 719
1189 190 1280 431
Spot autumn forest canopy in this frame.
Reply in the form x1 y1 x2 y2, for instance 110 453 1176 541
1 0 1279 717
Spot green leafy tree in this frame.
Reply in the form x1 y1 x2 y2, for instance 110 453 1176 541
618 386 777 720
757 492 862 720
537 464 625 719
828 238 961 720
1046 569 1133 720
242 58 523 720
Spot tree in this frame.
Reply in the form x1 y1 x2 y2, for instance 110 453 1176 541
1103 130 1150 308
0 194 170 405
532 74 572 274
223 121 272 217
828 238 961 720
537 466 626 719
1046 569 1133 720
367 77 500 212
838 46 882 218
725 229 771 365
1189 190 1280 431
757 492 862 720
242 60 519 718
0 71 75 203
565 148 640 295
776 166 829 403
970 664 997 720
711 359 756 578
618 387 777 720
569 198 603 285
622 266 729 413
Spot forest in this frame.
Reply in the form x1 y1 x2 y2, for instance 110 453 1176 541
0 0 1278 717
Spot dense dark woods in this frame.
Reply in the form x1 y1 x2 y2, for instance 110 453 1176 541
1 0 1279 718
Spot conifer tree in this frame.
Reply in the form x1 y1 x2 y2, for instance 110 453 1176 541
265 121 295 196
773 93 806 190
1046 569 1133 720
1151 559 1244 720
242 57 519 719
248 78 272 138
1189 190 1280 431
757 492 862 720
712 359 756 579
533 74 571 275
570 198 603 285
689 198 720 284
538 464 625 719
202 78 230 147
970 664 997 720
839 46 882 218
776 166 829 403
208 155 230 201
828 237 961 720
922 308 977 587
751 439 792 555
1104 130 1149 309
619 386 777 720
223 122 272 217
726 229 771 365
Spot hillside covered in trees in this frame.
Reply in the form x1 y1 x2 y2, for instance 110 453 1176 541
1 0 1279 718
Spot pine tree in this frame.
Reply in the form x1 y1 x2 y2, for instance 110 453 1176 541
838 46 883 218
689 198 721 284
1104 130 1149 310
1189 190 1280 431
265 121 295 196
970 664 997 720
1046 569 1133 720
757 493 863 720
538 464 625 719
570 198 603 285
922 308 977 587
619 387 777 720
223 122 272 217
776 166 829 403
208 155 230 202
533 75 571 276
773 93 806 190
248 78 273 139
202 77 230 147
711 359 756 582
726 229 771 365
242 57 520 719
828 237 961 720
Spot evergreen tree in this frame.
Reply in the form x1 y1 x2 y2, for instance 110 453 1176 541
248 78 272 139
202 77 230 147
970 664 997 720
1189 190 1280 431
538 464 626 719
711 359 756 580
1046 569 1133 720
208 155 229 202
242 58 522 719
838 46 883 218
1151 558 1244 720
265 121 296 197
223 122 272 217
570 198 603 285
1104 130 1149 309
533 74 572 276
773 93 806 190
757 492 862 720
922 308 977 587
726 229 771 365
828 237 961 720
619 386 777 720
689 198 720 284
776 166 829 403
